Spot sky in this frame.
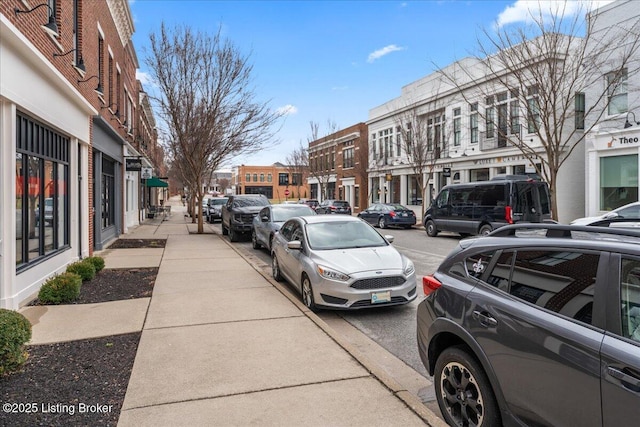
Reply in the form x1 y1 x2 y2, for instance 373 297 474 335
128 0 613 168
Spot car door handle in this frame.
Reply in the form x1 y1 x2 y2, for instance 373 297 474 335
473 310 498 327
607 367 640 389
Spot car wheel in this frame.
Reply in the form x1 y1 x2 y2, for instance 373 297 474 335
272 255 283 282
251 230 261 249
426 220 438 237
222 224 228 235
434 346 500 427
378 217 387 229
301 274 317 311
268 234 274 252
229 227 239 242
479 224 492 236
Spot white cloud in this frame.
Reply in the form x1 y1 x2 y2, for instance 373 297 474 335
331 85 349 92
277 104 298 116
496 0 615 28
367 44 406 63
136 70 154 86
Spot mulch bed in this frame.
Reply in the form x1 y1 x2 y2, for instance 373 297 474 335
107 238 166 249
0 333 140 427
3 266 158 426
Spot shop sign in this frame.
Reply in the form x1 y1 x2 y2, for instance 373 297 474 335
141 167 153 179
126 158 143 171
443 167 451 177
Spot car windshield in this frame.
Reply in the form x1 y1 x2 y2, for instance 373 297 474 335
334 201 349 207
233 197 268 207
305 221 387 250
272 206 314 222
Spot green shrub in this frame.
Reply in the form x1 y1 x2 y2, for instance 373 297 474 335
0 309 32 376
66 260 96 281
85 256 105 273
38 272 82 304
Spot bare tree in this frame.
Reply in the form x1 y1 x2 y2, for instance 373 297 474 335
145 23 282 232
392 104 448 217
438 2 640 220
307 120 338 201
285 141 309 200
217 177 230 194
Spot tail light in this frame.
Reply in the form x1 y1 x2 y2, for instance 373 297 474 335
330 205 336 212
389 211 396 218
422 275 441 296
505 205 513 224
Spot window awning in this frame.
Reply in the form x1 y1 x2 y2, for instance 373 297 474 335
145 177 168 188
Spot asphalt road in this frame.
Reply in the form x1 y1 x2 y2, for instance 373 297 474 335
208 218 462 412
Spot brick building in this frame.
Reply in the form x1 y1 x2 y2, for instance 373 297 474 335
308 123 369 212
0 0 161 309
232 163 310 202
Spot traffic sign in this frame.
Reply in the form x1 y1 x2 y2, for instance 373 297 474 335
284 189 290 196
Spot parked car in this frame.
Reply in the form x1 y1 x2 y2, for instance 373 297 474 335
206 197 229 223
271 215 416 310
424 175 552 237
570 201 640 228
221 194 270 242
252 204 316 251
417 223 640 427
358 203 416 229
35 197 54 225
299 199 319 211
315 199 352 215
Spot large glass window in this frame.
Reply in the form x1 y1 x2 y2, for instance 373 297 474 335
470 103 478 144
575 93 585 130
453 108 461 147
607 69 627 116
16 112 70 269
600 155 638 210
102 158 115 229
620 258 640 342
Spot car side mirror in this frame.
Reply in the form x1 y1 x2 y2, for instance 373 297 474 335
385 235 394 244
603 212 619 219
287 240 302 250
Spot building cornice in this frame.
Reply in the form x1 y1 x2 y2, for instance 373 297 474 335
106 0 135 47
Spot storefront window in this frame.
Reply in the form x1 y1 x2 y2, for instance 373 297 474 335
471 168 490 182
600 155 638 210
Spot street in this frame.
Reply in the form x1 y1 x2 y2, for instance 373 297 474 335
207 218 462 415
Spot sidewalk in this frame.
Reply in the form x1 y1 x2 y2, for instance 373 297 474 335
22 196 445 426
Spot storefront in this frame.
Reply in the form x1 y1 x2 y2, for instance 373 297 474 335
586 128 640 216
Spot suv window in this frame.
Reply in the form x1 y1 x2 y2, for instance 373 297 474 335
232 197 269 207
334 201 349 207
510 250 598 325
621 258 640 342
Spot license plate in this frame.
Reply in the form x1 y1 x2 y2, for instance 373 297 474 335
402 213 408 217
371 290 391 304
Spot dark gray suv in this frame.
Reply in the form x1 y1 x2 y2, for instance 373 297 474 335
417 224 640 427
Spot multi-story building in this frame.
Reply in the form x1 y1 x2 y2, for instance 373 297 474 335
232 163 310 201
367 47 585 224
0 0 160 309
584 0 640 216
307 123 369 212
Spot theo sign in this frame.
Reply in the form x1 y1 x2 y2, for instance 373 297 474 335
126 158 143 171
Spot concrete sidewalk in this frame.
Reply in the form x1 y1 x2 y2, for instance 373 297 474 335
22 196 445 426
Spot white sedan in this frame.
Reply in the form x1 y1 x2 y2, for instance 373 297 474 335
270 215 417 310
571 201 640 228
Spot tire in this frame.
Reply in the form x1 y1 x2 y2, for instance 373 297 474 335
434 346 501 427
268 234 274 252
378 217 387 229
222 224 228 235
272 254 283 282
301 274 318 311
479 224 492 236
251 230 261 249
229 227 239 242
426 219 438 237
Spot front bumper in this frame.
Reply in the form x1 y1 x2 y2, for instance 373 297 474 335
311 269 417 310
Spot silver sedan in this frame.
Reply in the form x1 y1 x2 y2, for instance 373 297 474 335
252 204 316 251
271 215 417 310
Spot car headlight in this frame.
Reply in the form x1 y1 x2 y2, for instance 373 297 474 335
403 258 415 276
317 265 350 282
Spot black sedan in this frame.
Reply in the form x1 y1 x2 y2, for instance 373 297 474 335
358 203 416 229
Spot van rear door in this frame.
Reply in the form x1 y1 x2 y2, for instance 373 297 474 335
513 182 551 223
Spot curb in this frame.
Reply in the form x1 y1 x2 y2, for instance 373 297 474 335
215 231 447 427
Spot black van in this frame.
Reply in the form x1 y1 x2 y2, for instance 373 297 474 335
423 175 552 237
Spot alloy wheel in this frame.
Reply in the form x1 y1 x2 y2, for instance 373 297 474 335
439 361 484 427
302 276 315 310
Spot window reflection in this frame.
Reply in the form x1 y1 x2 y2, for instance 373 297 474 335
16 153 24 266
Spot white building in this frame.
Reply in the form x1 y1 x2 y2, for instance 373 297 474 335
584 0 640 216
367 50 585 224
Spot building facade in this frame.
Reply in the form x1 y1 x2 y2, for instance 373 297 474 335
0 0 160 309
232 163 310 201
307 123 369 212
584 0 640 216
367 51 585 224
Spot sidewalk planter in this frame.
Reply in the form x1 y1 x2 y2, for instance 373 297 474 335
37 273 82 304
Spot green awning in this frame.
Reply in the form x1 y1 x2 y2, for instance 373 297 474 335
145 177 168 188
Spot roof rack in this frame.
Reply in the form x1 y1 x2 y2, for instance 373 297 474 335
489 223 640 240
